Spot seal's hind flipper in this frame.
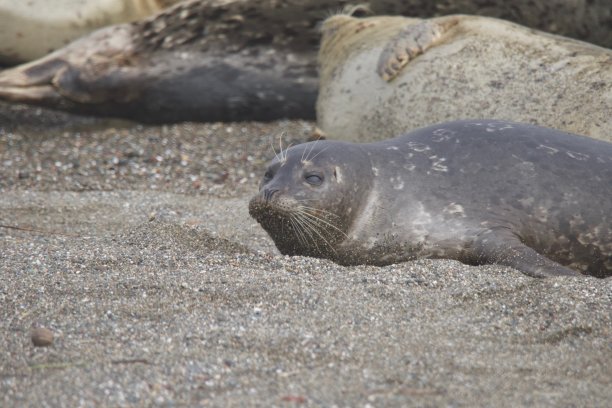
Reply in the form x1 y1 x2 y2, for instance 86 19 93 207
471 229 582 278
0 23 138 107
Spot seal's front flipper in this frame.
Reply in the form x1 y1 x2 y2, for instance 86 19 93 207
377 18 458 82
471 230 582 278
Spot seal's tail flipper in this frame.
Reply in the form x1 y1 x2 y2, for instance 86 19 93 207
471 230 582 278
0 23 139 108
0 57 67 105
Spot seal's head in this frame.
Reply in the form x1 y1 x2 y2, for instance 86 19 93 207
249 140 373 259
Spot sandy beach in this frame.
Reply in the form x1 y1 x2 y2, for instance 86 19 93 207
1 102 610 406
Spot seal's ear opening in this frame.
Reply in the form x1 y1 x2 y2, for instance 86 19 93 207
318 3 372 34
334 166 342 183
347 4 372 18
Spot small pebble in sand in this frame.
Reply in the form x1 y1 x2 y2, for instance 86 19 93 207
31 327 54 347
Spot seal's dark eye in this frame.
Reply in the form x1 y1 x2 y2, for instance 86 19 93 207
263 170 274 182
305 174 323 186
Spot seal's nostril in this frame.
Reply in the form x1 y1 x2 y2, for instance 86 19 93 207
264 188 279 202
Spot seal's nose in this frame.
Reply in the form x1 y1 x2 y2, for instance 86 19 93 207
263 188 279 202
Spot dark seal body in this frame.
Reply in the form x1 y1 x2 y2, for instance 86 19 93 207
249 120 612 278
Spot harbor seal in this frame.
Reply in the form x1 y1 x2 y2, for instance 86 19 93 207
0 0 610 123
249 120 612 278
317 13 612 142
0 0 182 65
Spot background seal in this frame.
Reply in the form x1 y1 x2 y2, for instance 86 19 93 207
317 13 612 142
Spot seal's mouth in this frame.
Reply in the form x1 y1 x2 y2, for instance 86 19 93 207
248 193 293 225
248 191 348 259
248 193 306 256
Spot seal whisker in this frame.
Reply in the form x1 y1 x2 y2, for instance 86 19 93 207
298 205 349 238
298 211 348 240
292 213 324 253
293 198 319 202
299 207 343 225
271 132 296 164
282 143 295 163
301 208 348 237
288 216 309 248
300 139 319 162
299 204 342 218
306 145 330 162
303 137 322 162
278 132 286 162
269 135 281 163
294 212 338 255
296 209 343 244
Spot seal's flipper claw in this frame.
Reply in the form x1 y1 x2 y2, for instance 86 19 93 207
0 84 63 105
472 230 582 278
376 17 460 82
0 58 67 88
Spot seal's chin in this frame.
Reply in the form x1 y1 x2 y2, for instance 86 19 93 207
248 193 344 258
249 195 302 255
248 195 293 224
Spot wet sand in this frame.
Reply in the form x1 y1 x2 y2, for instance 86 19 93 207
1 102 610 406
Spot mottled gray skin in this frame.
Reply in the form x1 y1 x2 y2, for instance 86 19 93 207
250 120 612 278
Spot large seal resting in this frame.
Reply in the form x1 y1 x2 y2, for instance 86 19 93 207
249 120 612 278
317 13 612 142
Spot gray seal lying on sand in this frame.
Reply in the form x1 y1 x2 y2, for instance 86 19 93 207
0 0 610 123
249 120 612 278
316 13 612 142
